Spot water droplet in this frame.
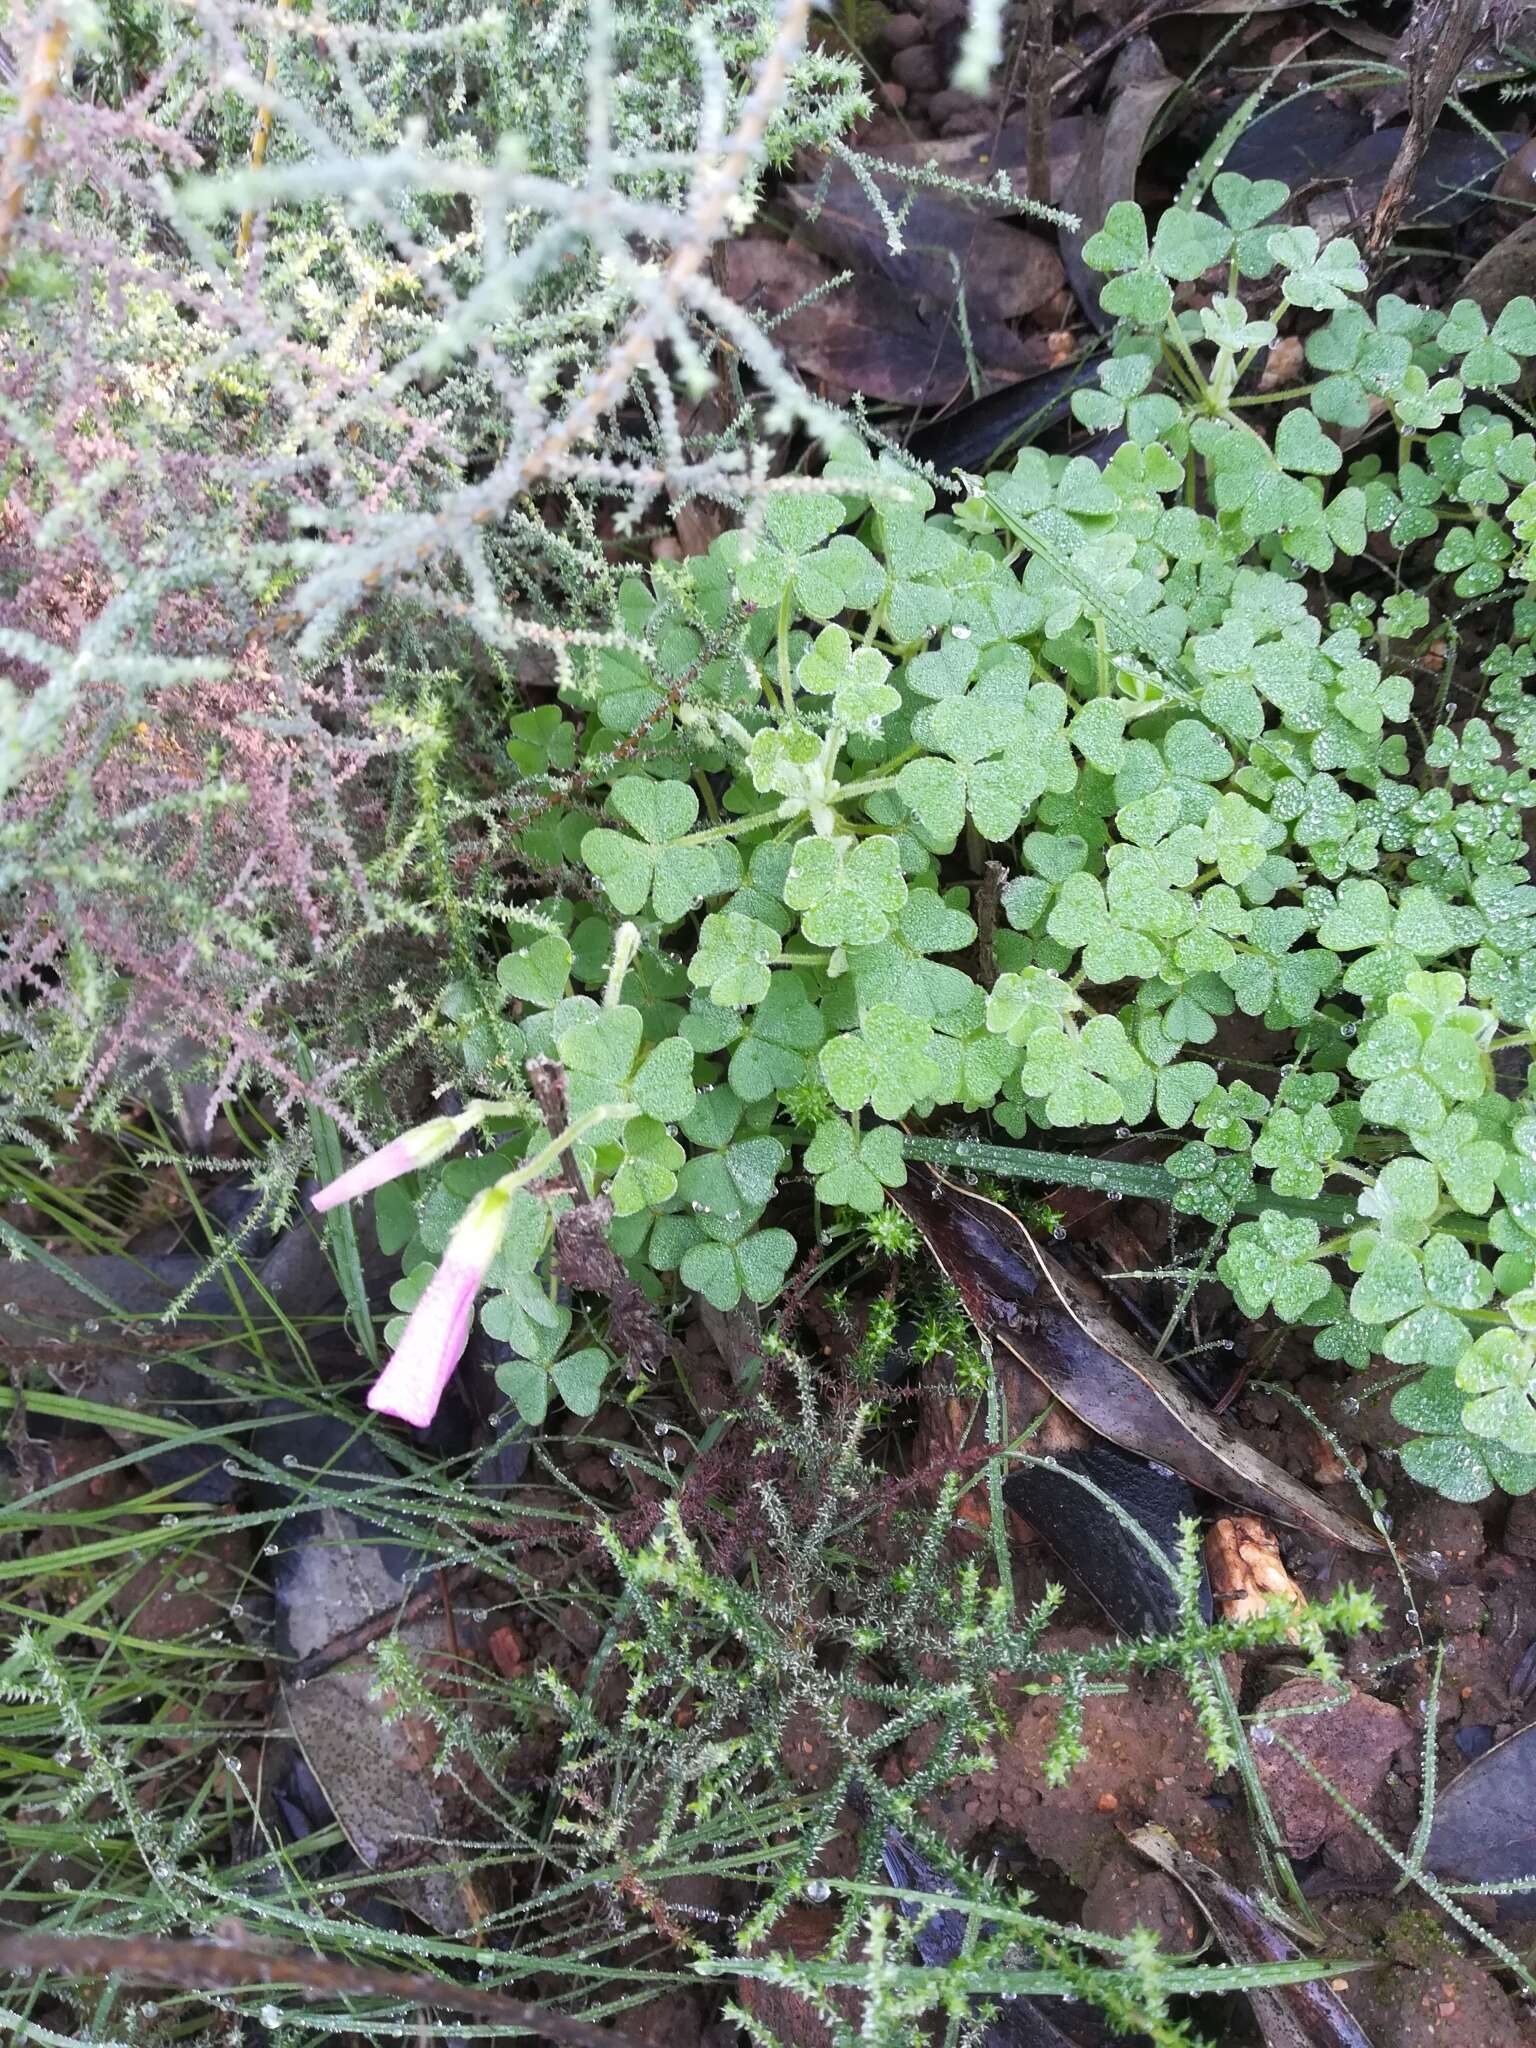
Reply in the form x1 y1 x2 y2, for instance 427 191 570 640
83 1318 99 1334
1251 1725 1276 1747
663 1445 675 1464
804 1878 830 1902
951 625 972 641
654 1420 671 1437
1405 1608 1420 1629
282 1454 298 1468
223 1459 240 1475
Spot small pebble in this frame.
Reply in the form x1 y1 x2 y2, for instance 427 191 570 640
882 11 924 51
929 88 992 126
891 45 943 94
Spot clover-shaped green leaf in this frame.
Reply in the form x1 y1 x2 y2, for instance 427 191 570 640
688 911 782 1008
1458 1328 1536 1453
1393 1368 1536 1501
1150 206 1233 281
1016 1012 1152 1128
1219 1212 1332 1321
1047 870 1164 981
1438 300 1523 390
677 1135 785 1228
1274 407 1341 477
986 967 1079 1047
498 930 573 1010
651 1215 797 1311
785 834 907 949
1250 1102 1341 1199
582 777 736 923
797 624 901 732
720 972 827 1102
1082 200 1150 273
821 1004 942 1119
802 1117 907 1214
1356 1157 1440 1243
717 494 884 620
1268 226 1366 310
1211 171 1288 274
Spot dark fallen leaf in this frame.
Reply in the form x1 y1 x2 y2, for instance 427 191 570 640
1361 0 1517 256
890 1165 1383 1553
1060 37 1183 331
1052 0 1308 112
1218 99 1372 196
1425 1722 1536 1916
905 356 1099 476
880 1827 1105 2047
718 237 1045 407
264 1747 410 1933
1461 214 1536 319
254 1406 483 1933
0 1212 384 1503
785 174 1064 325
1003 1439 1212 1636
1307 127 1519 241
1131 1827 1376 2048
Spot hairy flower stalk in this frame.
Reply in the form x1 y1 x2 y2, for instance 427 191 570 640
361 1099 637 1427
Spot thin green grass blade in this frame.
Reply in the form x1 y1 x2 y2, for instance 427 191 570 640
294 1037 378 1368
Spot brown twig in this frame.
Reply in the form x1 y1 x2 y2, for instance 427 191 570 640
974 858 1007 990
292 1561 481 1681
526 1055 589 1203
0 10 70 275
1022 0 1055 205
1367 0 1491 259
0 1930 642 2048
236 39 281 260
1045 0 1178 107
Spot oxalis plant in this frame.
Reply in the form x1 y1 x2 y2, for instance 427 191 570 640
322 174 1536 1505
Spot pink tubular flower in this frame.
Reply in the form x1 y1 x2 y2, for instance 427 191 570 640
366 1185 512 1429
310 1114 464 1213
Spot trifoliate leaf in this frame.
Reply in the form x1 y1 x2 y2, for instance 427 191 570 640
688 911 782 1008
802 1117 907 1214
785 835 908 948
